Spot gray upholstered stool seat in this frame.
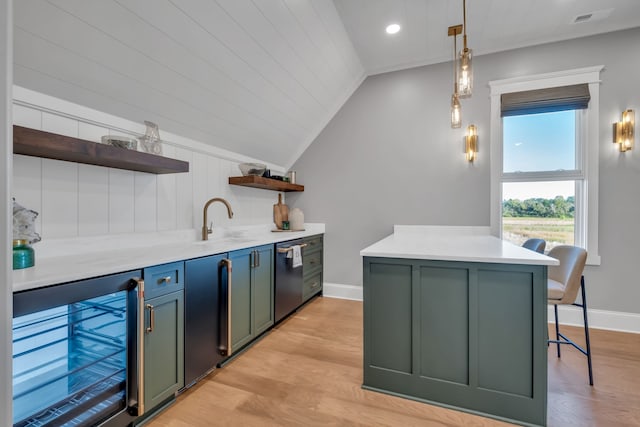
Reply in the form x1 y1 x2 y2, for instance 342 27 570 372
522 238 546 254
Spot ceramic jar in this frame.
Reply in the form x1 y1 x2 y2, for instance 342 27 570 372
289 208 304 231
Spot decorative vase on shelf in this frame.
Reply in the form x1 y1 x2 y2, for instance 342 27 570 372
139 120 163 155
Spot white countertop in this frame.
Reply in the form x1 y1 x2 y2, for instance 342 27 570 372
360 225 559 266
13 223 325 293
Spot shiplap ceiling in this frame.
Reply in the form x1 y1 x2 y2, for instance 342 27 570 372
13 0 364 168
334 0 640 75
13 1 640 167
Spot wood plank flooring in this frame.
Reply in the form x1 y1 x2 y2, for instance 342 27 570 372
148 297 640 427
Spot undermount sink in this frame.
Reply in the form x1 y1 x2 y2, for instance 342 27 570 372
193 236 254 246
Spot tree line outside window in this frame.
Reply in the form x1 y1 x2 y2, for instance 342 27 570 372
502 196 574 219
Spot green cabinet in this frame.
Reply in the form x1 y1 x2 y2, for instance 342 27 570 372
228 244 274 354
363 257 548 427
142 262 185 412
302 234 323 302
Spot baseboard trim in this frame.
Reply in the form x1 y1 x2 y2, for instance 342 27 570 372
548 305 640 334
322 283 363 301
323 283 640 334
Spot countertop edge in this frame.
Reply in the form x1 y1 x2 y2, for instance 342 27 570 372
13 224 325 293
360 229 559 266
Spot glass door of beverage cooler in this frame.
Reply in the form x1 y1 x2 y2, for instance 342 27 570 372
12 271 142 427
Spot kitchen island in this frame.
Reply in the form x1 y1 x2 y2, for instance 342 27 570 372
360 226 558 427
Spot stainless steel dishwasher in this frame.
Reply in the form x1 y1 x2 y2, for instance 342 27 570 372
275 239 304 323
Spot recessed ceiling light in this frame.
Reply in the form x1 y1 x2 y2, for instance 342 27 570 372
386 23 401 35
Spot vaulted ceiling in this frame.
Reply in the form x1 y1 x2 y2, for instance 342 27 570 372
334 0 640 75
13 1 640 168
13 0 364 168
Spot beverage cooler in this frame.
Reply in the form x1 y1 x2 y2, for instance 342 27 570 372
12 271 144 427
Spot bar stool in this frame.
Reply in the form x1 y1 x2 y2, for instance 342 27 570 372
522 238 546 254
546 245 593 385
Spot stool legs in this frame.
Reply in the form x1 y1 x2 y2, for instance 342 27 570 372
548 276 594 386
554 304 561 357
580 276 594 386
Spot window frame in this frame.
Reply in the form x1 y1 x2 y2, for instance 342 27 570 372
489 66 602 265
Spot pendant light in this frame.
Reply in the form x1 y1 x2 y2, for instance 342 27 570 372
448 25 462 128
458 0 473 97
451 94 461 129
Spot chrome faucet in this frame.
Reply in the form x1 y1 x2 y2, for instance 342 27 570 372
202 197 234 240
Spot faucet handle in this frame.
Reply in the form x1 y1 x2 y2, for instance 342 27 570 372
207 222 213 235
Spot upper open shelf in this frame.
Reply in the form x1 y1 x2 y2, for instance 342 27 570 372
13 125 189 174
228 175 304 192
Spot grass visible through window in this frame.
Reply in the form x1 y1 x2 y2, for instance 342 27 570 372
502 217 574 249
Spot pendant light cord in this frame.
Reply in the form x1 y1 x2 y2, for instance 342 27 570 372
462 0 468 50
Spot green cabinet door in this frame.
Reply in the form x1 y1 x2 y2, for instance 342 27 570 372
143 290 184 411
229 248 253 351
228 244 274 355
302 235 323 302
253 244 274 336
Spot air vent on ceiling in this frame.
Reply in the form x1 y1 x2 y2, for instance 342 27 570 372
574 14 593 24
571 9 613 24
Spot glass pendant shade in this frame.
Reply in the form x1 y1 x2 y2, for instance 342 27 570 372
451 94 462 128
458 48 473 97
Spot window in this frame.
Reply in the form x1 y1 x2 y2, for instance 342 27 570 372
501 110 581 250
489 67 602 264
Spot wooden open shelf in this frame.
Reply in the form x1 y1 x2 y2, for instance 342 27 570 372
13 125 189 174
229 175 304 192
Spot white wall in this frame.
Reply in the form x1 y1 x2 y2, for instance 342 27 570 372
290 28 640 321
1 0 12 424
12 87 286 243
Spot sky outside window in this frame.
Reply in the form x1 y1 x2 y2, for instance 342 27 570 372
503 110 576 173
502 181 574 200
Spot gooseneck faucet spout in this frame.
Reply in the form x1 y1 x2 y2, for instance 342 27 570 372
202 197 234 240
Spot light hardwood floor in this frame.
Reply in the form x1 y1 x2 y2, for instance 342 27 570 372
148 297 640 427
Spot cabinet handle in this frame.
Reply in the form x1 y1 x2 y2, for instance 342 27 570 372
250 250 261 268
134 278 146 416
310 281 320 289
146 304 155 333
159 276 172 284
220 258 233 357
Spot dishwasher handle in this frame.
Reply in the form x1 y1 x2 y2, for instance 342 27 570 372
277 243 307 253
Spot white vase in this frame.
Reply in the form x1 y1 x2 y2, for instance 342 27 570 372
289 208 304 230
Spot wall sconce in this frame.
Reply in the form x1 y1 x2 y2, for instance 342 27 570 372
613 109 634 152
465 124 477 162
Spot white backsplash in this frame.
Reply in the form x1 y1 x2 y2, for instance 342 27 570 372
12 87 285 242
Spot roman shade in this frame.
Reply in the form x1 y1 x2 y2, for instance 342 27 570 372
501 83 590 117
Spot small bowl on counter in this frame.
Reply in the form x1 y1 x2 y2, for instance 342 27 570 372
101 135 138 150
238 162 267 176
